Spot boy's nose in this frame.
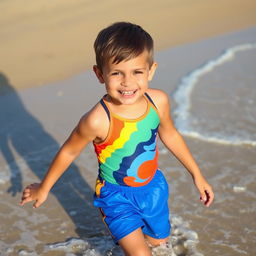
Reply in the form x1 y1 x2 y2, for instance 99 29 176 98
121 74 133 87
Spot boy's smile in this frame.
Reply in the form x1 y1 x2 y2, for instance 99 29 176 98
93 51 157 106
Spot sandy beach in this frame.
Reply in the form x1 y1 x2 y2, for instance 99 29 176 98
1 27 256 255
1 1 256 256
0 0 255 90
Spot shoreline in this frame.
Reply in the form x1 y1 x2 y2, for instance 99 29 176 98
0 0 255 90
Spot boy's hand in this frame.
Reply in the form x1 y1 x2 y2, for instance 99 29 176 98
194 176 214 207
20 183 48 208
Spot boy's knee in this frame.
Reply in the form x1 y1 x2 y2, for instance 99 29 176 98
124 248 152 256
145 236 169 247
122 243 152 256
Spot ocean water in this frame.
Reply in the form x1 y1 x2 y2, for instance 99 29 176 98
173 43 256 146
0 28 256 255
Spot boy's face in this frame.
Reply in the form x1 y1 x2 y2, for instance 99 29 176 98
93 51 157 105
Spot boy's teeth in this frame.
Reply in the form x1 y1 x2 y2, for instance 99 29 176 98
122 91 134 95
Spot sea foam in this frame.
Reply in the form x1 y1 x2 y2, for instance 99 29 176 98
43 215 202 256
173 43 256 146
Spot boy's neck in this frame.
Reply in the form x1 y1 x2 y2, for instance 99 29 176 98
105 94 148 119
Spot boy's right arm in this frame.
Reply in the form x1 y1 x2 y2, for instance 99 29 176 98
20 104 106 208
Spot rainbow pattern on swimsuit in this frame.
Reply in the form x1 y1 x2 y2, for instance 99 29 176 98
93 96 160 187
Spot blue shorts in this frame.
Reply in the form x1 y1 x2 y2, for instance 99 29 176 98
93 170 171 243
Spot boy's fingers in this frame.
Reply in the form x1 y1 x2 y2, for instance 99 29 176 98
25 183 38 190
26 184 33 190
22 191 30 197
202 189 214 207
199 190 207 202
206 189 214 206
33 199 42 209
20 196 32 206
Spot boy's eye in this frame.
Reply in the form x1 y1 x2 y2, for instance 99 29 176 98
134 70 143 74
111 72 120 76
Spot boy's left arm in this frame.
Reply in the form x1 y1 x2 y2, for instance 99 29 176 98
154 90 214 207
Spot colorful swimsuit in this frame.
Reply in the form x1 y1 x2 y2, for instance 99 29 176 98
93 93 160 187
93 93 171 242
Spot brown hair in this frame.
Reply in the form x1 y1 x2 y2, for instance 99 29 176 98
94 22 154 71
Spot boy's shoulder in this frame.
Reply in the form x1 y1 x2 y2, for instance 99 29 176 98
147 88 168 97
78 100 109 143
146 88 170 108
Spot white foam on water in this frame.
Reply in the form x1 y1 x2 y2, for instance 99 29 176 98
18 250 38 256
232 185 246 193
42 215 202 256
44 236 122 256
173 43 256 146
0 204 201 255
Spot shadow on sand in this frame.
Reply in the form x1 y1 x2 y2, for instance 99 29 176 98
0 72 104 240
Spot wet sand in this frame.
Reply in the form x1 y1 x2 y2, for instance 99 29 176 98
0 0 256 90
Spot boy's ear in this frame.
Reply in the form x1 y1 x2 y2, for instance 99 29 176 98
148 62 157 81
93 65 105 84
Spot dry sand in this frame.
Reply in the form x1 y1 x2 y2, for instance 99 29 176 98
0 0 255 90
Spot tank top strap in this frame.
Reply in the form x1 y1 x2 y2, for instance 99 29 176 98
144 92 157 109
99 97 110 120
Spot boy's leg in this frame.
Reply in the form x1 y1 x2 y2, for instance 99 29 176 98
118 228 152 256
144 234 169 247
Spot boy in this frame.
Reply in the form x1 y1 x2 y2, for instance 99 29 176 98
20 22 214 256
